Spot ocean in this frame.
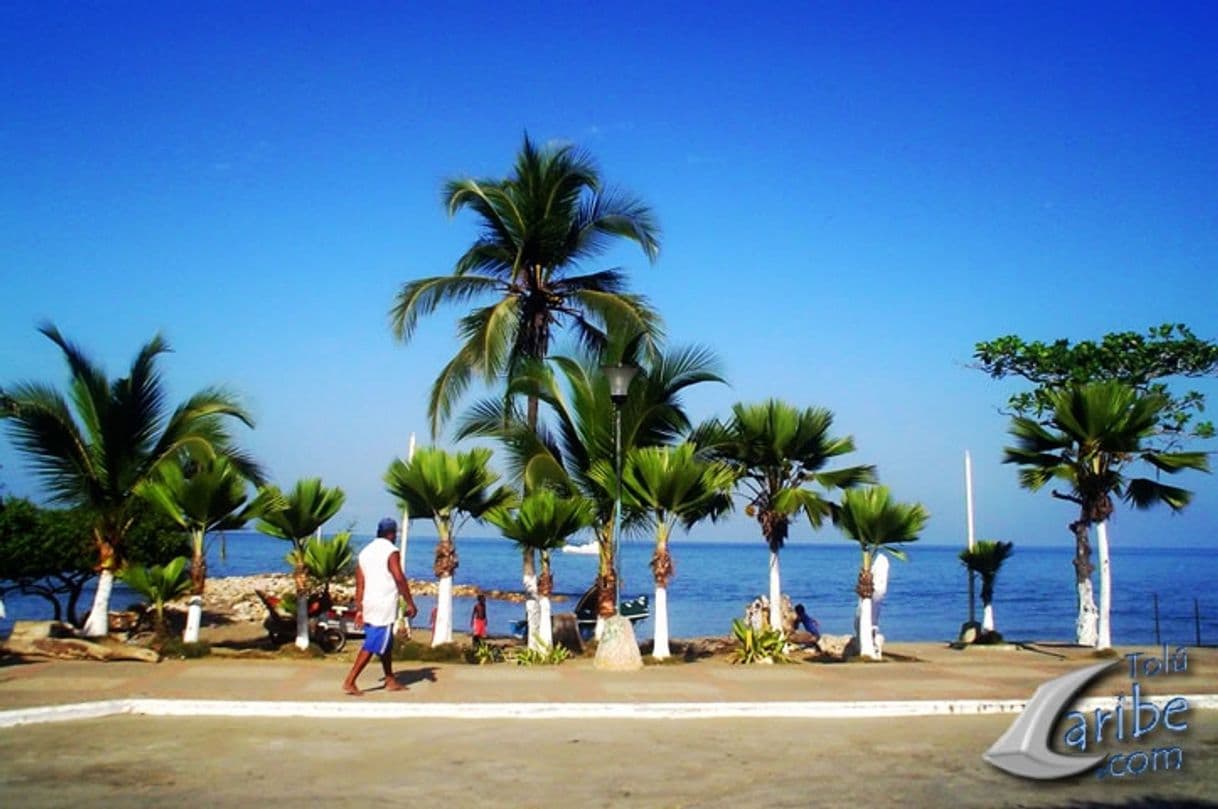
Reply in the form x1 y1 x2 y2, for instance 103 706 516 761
3 531 1214 646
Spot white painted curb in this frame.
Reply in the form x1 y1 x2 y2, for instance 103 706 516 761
3 694 1217 728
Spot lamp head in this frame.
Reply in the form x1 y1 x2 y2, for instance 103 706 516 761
602 363 638 405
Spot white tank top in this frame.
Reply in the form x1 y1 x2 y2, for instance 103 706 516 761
358 537 399 626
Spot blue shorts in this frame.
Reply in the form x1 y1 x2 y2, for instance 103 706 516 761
362 624 393 655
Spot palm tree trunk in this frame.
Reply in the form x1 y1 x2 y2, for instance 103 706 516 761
184 528 206 644
293 559 309 650
594 525 614 640
768 548 782 630
82 537 118 637
1071 518 1098 646
432 526 457 647
1096 521 1112 650
982 600 995 633
538 552 554 649
522 548 541 652
651 532 674 660
855 560 879 660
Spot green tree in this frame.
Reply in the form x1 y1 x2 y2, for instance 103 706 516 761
119 556 192 635
973 324 1218 441
958 540 1015 636
1004 381 1208 649
485 489 597 651
297 531 355 602
837 486 929 660
256 479 346 649
697 400 876 630
138 455 275 642
459 341 724 633
0 325 257 636
390 134 662 436
606 443 733 659
385 447 513 646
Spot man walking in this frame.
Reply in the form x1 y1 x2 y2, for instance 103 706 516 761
343 517 417 695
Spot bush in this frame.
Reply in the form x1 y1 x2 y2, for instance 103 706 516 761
392 640 468 663
505 644 571 666
730 619 792 664
155 638 212 659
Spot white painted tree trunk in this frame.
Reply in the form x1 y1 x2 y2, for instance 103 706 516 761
1076 577 1099 647
768 549 782 630
1096 521 1112 650
295 593 310 650
982 601 995 633
857 596 879 659
433 575 454 646
594 615 605 640
183 597 203 643
523 550 541 652
82 570 114 637
653 585 671 660
539 596 553 648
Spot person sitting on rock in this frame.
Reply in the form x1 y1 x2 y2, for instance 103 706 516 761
793 604 822 650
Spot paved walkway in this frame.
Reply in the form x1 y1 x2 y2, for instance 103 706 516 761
2 642 1214 712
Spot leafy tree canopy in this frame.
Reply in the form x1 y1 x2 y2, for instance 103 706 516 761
973 324 1218 441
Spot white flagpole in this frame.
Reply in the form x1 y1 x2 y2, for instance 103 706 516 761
397 433 417 634
965 450 977 625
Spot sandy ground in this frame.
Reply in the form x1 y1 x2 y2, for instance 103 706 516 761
2 714 1217 808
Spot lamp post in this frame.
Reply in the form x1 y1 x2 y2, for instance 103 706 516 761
603 363 638 611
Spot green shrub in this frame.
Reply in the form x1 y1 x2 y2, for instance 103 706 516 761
392 640 468 663
155 638 212 659
471 643 503 665
730 619 792 664
506 644 571 666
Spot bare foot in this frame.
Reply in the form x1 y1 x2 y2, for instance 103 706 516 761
342 683 363 697
383 677 406 692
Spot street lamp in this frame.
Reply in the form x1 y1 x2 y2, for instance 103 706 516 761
602 363 638 611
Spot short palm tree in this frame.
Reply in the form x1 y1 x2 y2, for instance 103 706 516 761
138 455 276 643
697 400 876 630
1005 381 1208 649
0 325 257 637
607 443 734 659
119 556 192 637
459 341 724 635
486 489 597 650
385 447 513 646
256 479 346 649
390 134 662 436
837 486 929 660
298 531 355 603
958 540 1014 636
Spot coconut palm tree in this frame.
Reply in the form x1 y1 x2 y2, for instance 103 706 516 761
390 134 662 437
606 443 734 659
837 486 929 660
385 447 513 646
958 540 1014 636
256 479 346 650
1004 381 1208 649
697 400 876 630
457 341 724 634
486 489 597 650
138 455 276 643
0 325 258 637
119 556 192 637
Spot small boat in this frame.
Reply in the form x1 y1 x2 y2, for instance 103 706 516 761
561 542 600 555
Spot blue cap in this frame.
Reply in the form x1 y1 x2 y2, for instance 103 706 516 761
376 517 398 537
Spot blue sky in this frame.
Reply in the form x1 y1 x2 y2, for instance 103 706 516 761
2 2 1215 550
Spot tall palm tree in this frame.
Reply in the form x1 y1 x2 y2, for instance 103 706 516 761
486 489 597 651
958 540 1014 636
1004 381 1208 649
138 455 276 643
385 447 513 646
458 342 724 634
606 443 733 659
256 479 346 650
0 325 258 637
390 134 662 436
837 486 929 660
697 400 876 630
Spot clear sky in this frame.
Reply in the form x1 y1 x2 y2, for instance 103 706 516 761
2 2 1215 549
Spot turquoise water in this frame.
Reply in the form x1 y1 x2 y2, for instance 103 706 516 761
3 531 1214 645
